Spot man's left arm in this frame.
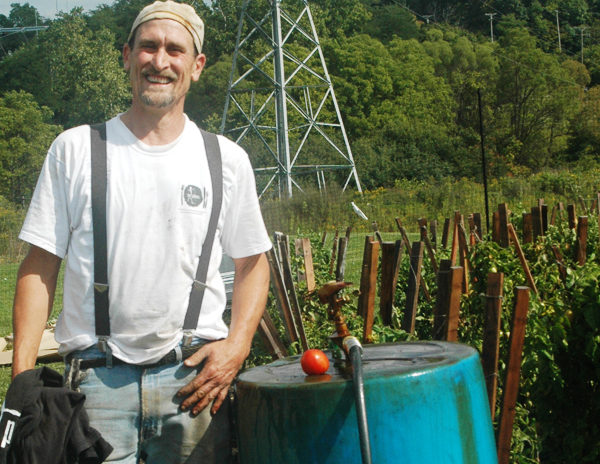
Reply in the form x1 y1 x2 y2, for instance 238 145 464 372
178 251 270 415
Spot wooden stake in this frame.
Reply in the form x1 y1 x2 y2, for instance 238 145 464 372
482 272 504 419
258 311 289 360
497 287 530 464
567 204 577 229
345 226 353 243
321 231 328 247
579 196 589 215
522 212 533 244
498 203 510 248
492 211 500 244
458 222 470 294
267 248 299 344
358 236 376 318
380 241 402 326
335 237 349 282
420 222 439 274
507 224 539 296
362 240 380 343
531 206 542 240
541 204 548 235
474 213 483 240
441 218 451 249
372 221 383 244
280 236 309 351
300 238 316 293
395 218 432 303
433 260 451 341
550 206 557 226
445 266 464 342
576 216 588 266
450 211 460 266
430 220 438 250
402 241 424 334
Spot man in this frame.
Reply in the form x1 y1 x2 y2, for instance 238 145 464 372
11 1 272 462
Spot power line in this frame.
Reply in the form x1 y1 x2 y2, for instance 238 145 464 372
389 0 585 90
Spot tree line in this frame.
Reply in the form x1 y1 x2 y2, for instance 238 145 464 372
1 0 599 203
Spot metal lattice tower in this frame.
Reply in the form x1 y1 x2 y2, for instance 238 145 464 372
220 0 362 198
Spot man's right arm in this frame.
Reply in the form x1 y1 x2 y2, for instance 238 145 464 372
11 245 62 379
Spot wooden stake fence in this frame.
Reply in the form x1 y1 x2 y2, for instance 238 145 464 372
380 241 403 326
497 286 530 464
360 238 380 343
482 272 504 419
402 241 424 334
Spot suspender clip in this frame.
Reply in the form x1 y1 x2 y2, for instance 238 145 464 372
182 331 193 347
98 337 113 369
94 283 109 293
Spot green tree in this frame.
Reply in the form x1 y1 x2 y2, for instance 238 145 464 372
0 91 61 204
0 9 130 128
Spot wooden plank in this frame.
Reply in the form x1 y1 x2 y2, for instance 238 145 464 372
498 203 510 248
482 272 504 419
576 216 588 266
267 248 299 344
258 311 289 360
457 222 470 294
450 211 460 266
567 204 577 230
402 241 424 334
280 235 309 351
522 212 533 244
430 220 438 250
421 222 439 274
473 213 483 240
329 229 339 276
492 211 500 244
433 260 452 340
550 205 557 226
497 287 530 464
445 267 464 342
295 238 305 284
531 206 542 241
441 218 451 249
507 224 539 296
345 226 353 243
335 237 349 282
468 215 476 246
395 218 431 303
380 242 400 326
551 245 567 283
541 204 548 235
362 240 380 343
301 238 316 293
357 235 376 318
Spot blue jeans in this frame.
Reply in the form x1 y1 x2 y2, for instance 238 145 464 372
64 340 231 464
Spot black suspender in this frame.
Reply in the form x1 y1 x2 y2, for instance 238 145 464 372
89 123 223 367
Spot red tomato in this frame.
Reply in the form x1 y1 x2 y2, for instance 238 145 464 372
301 349 330 375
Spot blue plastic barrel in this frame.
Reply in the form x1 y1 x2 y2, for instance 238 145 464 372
235 341 498 464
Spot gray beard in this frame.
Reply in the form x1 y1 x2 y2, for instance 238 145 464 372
139 89 176 108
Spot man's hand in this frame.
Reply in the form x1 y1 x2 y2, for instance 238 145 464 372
177 252 270 416
177 339 248 415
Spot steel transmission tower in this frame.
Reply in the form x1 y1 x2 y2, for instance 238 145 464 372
220 0 362 198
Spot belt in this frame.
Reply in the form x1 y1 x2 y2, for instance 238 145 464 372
70 344 204 370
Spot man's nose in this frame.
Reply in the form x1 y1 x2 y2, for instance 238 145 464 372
151 48 170 70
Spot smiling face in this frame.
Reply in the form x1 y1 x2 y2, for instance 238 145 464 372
123 19 205 112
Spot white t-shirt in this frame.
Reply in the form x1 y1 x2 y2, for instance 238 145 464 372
20 114 272 364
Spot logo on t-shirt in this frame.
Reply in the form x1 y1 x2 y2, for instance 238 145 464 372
183 185 204 207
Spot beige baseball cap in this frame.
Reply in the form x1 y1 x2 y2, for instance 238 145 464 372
127 1 204 54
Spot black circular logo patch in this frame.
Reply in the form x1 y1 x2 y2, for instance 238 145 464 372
184 185 203 207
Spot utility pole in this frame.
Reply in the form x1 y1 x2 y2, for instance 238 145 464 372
555 10 562 52
577 26 586 64
485 13 497 42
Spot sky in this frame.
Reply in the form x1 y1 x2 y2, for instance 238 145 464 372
0 1 103 20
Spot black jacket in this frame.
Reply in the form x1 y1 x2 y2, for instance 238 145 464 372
0 367 112 464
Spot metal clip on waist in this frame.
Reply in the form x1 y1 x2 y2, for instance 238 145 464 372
97 336 113 369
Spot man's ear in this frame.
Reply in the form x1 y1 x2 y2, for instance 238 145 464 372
191 54 206 82
123 43 132 72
